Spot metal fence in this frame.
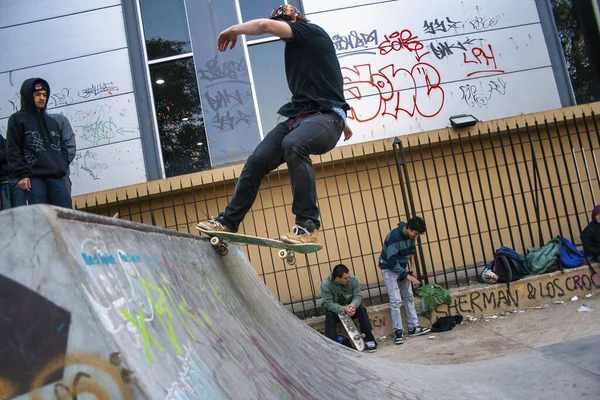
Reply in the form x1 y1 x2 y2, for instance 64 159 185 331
74 111 600 318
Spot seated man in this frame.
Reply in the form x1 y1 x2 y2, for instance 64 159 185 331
321 264 377 352
582 205 600 262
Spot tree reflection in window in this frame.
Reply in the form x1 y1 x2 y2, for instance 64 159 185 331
149 40 210 177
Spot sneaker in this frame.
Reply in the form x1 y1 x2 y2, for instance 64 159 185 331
197 217 232 232
408 326 431 336
394 329 404 345
365 340 377 353
280 225 319 244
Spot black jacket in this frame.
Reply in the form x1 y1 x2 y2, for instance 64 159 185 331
0 135 9 182
582 206 600 258
6 78 69 180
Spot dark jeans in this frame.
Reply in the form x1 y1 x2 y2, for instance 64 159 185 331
0 180 27 210
325 305 375 343
221 111 344 232
27 177 72 209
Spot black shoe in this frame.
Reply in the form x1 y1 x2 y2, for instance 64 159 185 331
408 326 431 336
365 340 377 353
394 329 404 344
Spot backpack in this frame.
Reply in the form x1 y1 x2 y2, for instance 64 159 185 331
557 236 585 268
488 246 529 283
525 237 562 274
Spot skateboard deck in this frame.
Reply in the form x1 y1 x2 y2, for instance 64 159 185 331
197 227 322 264
338 313 365 351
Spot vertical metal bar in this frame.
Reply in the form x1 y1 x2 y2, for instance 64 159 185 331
416 136 445 286
469 130 496 258
404 140 429 283
478 129 502 251
535 120 562 236
134 189 144 224
513 123 538 246
144 186 156 226
158 183 168 229
485 127 516 248
458 132 488 276
168 182 180 231
578 111 599 204
558 115 585 234
546 118 575 240
189 178 201 232
449 133 479 282
436 134 469 285
428 135 459 286
263 172 284 304
393 138 413 219
178 180 191 233
125 191 133 222
524 121 551 244
499 125 528 252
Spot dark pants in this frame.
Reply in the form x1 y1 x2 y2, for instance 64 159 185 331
0 180 27 210
221 111 344 232
325 305 375 343
27 177 72 209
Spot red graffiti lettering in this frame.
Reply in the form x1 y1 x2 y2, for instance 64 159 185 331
378 29 430 62
342 63 444 122
463 44 505 77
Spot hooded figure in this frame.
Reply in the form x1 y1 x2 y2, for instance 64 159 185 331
581 205 600 261
5 78 72 208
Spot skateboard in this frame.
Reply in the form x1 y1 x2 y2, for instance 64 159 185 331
197 228 322 265
338 313 365 351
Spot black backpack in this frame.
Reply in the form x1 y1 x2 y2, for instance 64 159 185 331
490 246 529 283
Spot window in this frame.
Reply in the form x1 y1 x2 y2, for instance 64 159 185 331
139 0 192 60
149 58 210 177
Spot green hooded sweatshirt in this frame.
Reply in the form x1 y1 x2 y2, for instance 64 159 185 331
320 274 362 314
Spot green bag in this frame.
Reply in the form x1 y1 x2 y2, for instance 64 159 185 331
525 237 562 274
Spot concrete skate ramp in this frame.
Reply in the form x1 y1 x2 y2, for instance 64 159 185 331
1 206 599 400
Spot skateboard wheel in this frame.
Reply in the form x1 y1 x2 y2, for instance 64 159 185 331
210 236 220 246
217 244 228 255
286 254 296 265
278 249 288 259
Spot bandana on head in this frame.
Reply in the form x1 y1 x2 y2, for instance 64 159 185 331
269 4 303 21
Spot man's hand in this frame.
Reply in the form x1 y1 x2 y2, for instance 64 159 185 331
343 305 356 317
343 122 353 141
217 26 239 51
407 274 421 285
18 177 31 191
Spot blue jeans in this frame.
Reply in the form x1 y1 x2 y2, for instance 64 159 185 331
27 177 72 209
0 180 27 209
221 111 344 232
381 269 419 332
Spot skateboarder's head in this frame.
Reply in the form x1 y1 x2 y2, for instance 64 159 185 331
332 264 350 285
269 4 307 23
403 216 426 239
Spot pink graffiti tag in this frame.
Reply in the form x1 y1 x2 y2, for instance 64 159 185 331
463 44 505 77
378 29 431 62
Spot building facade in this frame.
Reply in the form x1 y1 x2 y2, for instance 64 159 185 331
0 0 572 196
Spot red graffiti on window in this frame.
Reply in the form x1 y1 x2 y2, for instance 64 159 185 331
463 44 505 77
342 63 445 122
378 29 431 62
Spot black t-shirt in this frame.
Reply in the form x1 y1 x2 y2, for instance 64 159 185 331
277 22 350 118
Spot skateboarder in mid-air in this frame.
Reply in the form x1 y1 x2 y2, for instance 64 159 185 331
197 5 353 244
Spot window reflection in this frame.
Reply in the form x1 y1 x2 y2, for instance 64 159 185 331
149 57 210 177
248 41 291 136
139 0 192 60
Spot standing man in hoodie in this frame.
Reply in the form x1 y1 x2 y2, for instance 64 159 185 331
581 205 600 262
379 216 430 345
6 78 72 208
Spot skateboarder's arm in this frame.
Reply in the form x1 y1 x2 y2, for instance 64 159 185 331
320 280 343 314
218 19 292 51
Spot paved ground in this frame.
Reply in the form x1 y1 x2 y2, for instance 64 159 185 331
375 295 599 365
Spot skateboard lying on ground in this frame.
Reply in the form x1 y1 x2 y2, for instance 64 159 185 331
197 228 322 265
338 313 365 351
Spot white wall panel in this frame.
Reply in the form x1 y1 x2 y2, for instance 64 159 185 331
0 6 127 72
56 93 141 150
303 0 561 145
0 0 120 28
340 67 561 145
69 139 147 197
0 49 134 119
